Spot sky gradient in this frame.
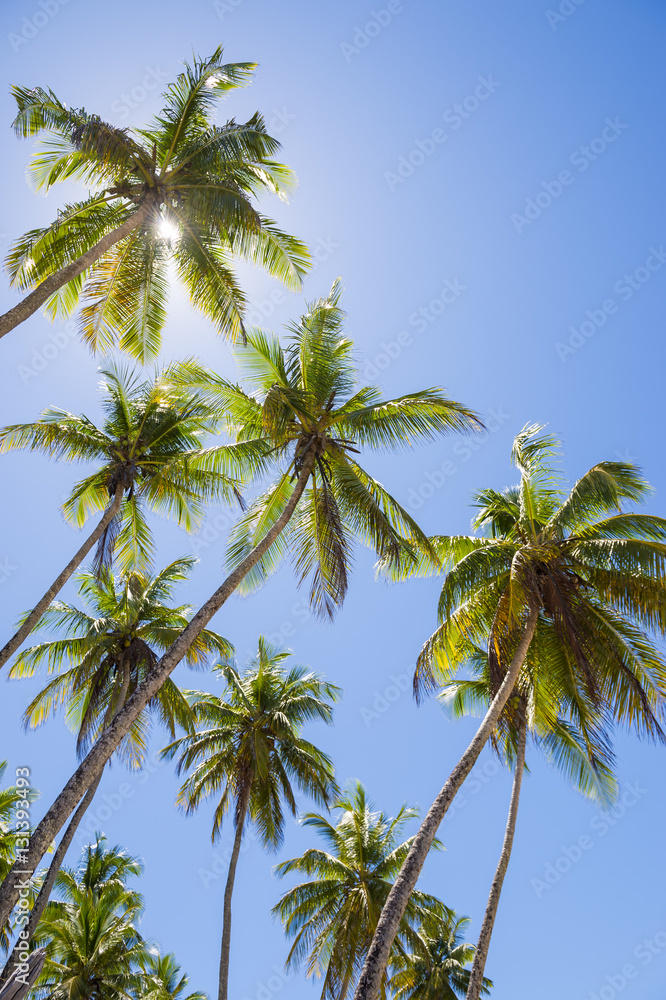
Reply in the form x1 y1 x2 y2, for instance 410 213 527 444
0 1 665 998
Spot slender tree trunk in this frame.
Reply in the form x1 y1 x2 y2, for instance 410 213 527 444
0 775 101 987
0 485 124 671
0 453 315 929
0 206 149 340
0 660 131 985
218 789 251 1000
352 608 539 1000
465 716 527 1000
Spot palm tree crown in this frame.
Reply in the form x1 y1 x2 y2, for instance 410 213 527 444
9 558 232 768
5 47 310 361
165 638 339 843
273 780 448 1000
389 915 491 1000
394 424 666 760
180 279 482 618
0 363 251 574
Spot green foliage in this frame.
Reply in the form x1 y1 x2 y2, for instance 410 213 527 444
8 560 231 769
273 780 448 1000
0 362 255 575
164 638 339 845
176 280 481 618
7 48 310 362
389 916 492 1000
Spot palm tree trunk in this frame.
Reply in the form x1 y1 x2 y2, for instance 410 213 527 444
0 774 102 987
465 716 527 1000
0 452 316 929
352 607 539 1000
0 484 124 671
0 660 130 985
218 788 251 1000
0 206 149 339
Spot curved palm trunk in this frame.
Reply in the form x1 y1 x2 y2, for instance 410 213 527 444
0 453 315 929
465 717 527 1000
0 206 149 340
218 788 251 1000
352 608 539 1000
0 484 124 671
0 661 131 985
0 775 102 987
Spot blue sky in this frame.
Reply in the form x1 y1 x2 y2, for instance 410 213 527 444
0 0 665 998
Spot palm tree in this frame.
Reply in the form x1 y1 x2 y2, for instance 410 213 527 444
163 638 339 1000
0 282 480 928
0 558 230 975
138 951 206 1000
353 424 666 1000
0 47 309 357
0 763 38 953
32 836 147 1000
273 780 447 1000
438 643 616 1000
0 361 250 670
389 914 492 1000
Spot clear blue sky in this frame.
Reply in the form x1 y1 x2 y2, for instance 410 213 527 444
0 1 665 997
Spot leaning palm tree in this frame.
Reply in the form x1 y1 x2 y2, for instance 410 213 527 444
0 558 230 977
438 642 616 1000
138 951 206 1000
273 780 447 1000
353 424 666 1000
0 361 251 670
31 836 148 1000
0 47 309 357
164 638 339 1000
0 282 480 928
389 914 491 1000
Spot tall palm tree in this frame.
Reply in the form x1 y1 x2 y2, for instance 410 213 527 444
274 781 448 1000
389 914 492 1000
0 361 251 670
164 638 339 1000
138 951 206 1000
0 47 310 357
0 558 230 975
353 424 666 1000
0 282 480 928
438 643 616 1000
31 836 147 1000
0 762 39 953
